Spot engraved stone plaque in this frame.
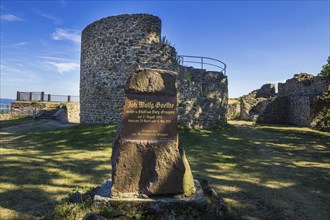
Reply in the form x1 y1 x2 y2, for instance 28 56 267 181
121 94 177 141
111 68 195 197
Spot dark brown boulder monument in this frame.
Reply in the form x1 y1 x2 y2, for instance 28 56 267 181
111 68 195 198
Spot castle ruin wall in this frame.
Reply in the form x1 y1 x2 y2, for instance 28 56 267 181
257 74 329 129
177 67 228 129
80 14 228 128
80 14 177 124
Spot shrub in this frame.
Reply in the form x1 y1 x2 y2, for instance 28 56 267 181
320 56 330 79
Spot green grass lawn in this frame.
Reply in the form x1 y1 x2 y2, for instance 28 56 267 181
0 119 329 219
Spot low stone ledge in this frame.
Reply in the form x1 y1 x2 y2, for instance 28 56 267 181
92 179 227 219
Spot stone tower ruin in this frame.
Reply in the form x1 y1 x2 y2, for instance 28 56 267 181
80 13 228 128
80 14 177 124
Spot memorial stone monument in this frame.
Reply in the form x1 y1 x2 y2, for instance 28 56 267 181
111 68 195 197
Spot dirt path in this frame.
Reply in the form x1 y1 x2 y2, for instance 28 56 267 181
0 119 77 134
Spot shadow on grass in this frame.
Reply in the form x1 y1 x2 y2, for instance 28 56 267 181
0 116 31 128
1 121 329 219
180 123 330 220
0 124 116 218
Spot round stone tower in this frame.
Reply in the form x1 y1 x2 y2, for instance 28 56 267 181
80 14 177 124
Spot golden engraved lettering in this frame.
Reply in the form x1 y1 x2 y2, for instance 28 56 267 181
161 110 175 115
124 98 176 139
128 101 138 109
138 101 155 109
128 101 174 110
152 110 160 114
157 133 168 137
155 102 174 109
128 119 140 123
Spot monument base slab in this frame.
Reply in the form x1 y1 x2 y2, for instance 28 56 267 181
93 179 227 219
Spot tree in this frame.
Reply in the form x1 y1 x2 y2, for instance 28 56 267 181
320 56 330 79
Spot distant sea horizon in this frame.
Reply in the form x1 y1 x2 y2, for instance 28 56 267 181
0 98 15 111
0 98 15 104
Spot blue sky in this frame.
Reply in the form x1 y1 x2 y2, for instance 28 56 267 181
1 0 329 99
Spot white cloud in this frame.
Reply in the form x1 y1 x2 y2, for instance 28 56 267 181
38 12 62 24
39 56 69 62
1 42 29 49
0 64 39 83
46 61 79 74
52 28 81 45
0 14 23 22
12 42 29 47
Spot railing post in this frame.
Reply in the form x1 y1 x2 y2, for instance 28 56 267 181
48 94 51 102
41 92 45 102
177 55 226 75
67 95 71 102
16 91 20 101
29 92 32 101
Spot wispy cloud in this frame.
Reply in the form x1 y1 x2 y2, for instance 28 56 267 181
0 64 40 83
12 42 29 47
38 56 69 62
1 42 29 49
46 61 79 74
52 28 81 45
0 14 23 22
38 12 62 25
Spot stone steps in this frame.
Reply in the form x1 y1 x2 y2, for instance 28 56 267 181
36 109 59 119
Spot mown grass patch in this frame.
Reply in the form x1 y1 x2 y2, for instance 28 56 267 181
181 121 330 219
0 121 114 219
0 116 31 128
0 120 329 219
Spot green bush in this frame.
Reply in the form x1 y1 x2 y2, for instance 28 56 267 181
320 56 330 79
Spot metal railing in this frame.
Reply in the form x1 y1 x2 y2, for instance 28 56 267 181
177 55 227 75
16 91 79 102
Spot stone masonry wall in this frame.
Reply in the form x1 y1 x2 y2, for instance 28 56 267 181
257 73 329 129
227 99 240 119
80 14 228 129
177 67 228 129
10 102 60 117
278 73 328 96
5 101 80 123
66 102 80 123
80 14 177 124
239 84 275 121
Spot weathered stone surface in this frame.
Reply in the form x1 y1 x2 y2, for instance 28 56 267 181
256 83 275 98
227 99 240 119
94 179 227 219
126 69 176 95
111 68 195 197
111 137 188 196
7 102 80 123
240 91 257 121
177 66 228 129
66 102 80 123
80 13 228 129
80 14 178 125
309 95 330 131
278 73 328 96
239 83 275 121
256 96 289 124
258 73 330 129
